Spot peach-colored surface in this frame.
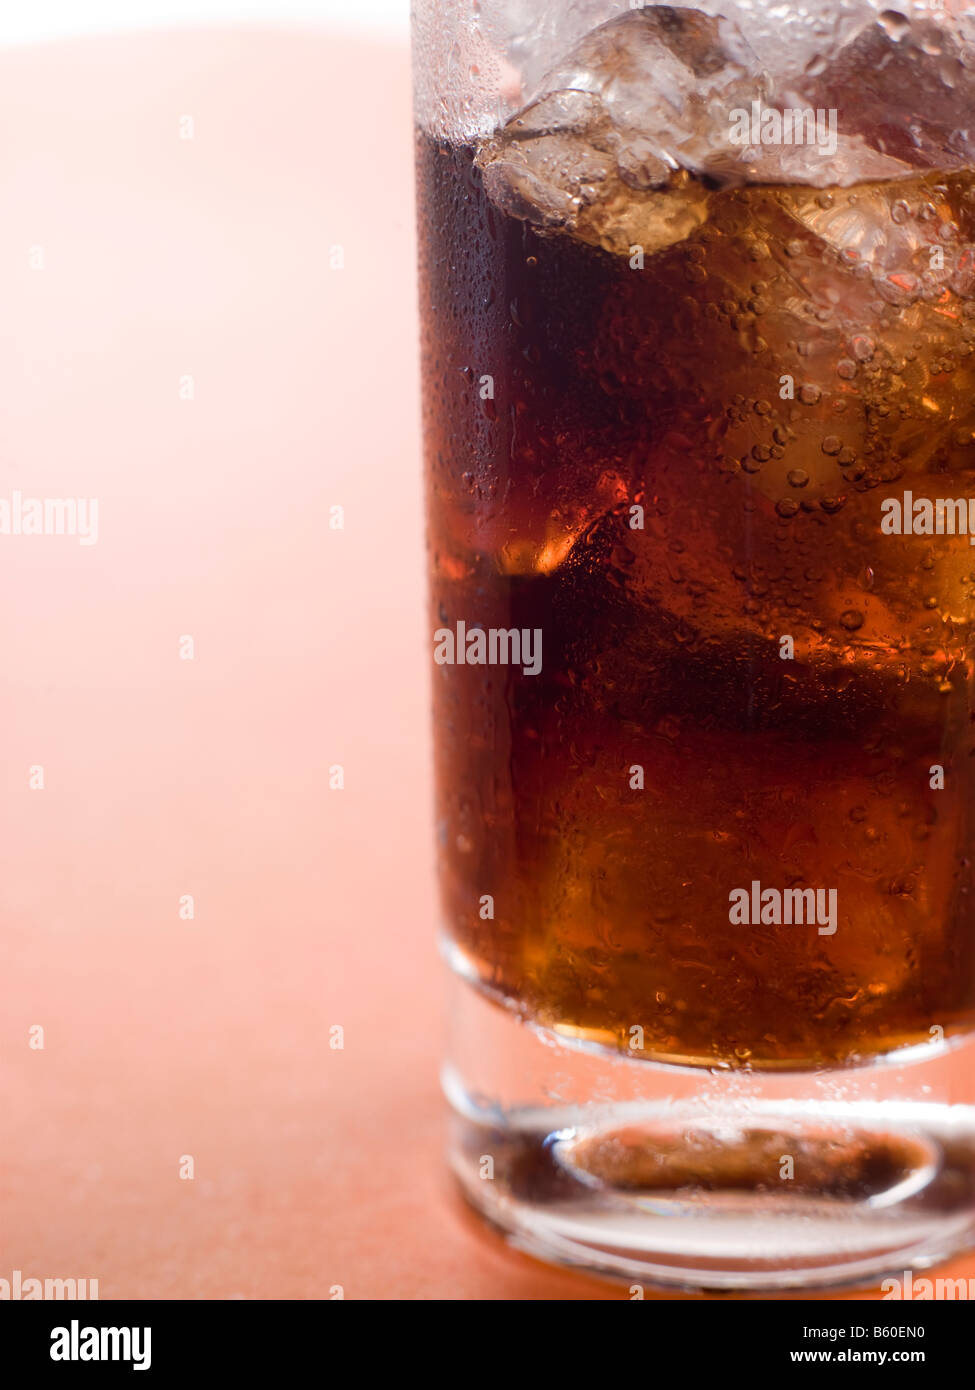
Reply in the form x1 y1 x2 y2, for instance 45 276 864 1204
0 28 972 1301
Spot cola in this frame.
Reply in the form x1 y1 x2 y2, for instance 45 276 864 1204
415 7 975 1068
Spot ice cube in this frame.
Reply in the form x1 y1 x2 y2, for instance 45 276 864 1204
476 4 919 249
476 84 711 255
797 12 975 172
719 133 909 190
777 170 975 317
529 4 766 158
478 88 619 232
476 7 763 252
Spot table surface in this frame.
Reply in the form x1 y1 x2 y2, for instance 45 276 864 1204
0 27 972 1301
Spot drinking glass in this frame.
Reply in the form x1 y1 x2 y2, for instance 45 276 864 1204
413 0 975 1288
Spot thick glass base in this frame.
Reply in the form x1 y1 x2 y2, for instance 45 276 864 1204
445 974 975 1291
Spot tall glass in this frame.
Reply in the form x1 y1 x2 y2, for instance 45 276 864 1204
413 0 975 1288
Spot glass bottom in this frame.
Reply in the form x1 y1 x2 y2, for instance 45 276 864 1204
445 972 975 1291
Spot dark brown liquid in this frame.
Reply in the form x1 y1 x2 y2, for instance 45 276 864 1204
416 133 975 1068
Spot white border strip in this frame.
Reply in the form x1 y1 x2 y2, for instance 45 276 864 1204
0 0 409 47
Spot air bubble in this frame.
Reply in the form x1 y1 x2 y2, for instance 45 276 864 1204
840 609 865 631
879 11 911 41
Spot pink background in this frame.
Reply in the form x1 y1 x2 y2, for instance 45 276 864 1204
0 26 972 1300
